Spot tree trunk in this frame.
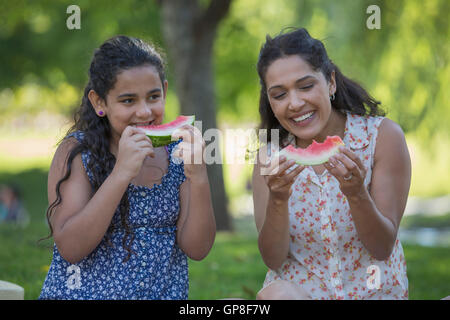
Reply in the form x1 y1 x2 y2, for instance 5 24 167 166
160 0 233 231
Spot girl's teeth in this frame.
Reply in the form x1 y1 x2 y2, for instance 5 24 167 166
135 121 152 126
294 112 314 122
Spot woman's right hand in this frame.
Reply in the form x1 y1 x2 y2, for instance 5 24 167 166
263 156 305 202
114 126 155 181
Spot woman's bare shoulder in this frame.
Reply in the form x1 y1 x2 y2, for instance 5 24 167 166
375 118 408 164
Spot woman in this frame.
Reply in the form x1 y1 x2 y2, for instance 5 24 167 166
252 28 411 300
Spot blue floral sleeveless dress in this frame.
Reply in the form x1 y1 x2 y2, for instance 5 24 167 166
39 131 188 300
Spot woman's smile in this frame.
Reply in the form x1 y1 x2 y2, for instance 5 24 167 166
290 110 316 127
265 55 335 142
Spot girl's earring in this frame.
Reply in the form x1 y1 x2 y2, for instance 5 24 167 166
98 111 104 116
330 93 335 101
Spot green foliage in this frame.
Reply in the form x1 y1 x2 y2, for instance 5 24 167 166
0 0 163 89
407 134 450 197
0 0 177 125
1 0 448 141
214 0 450 142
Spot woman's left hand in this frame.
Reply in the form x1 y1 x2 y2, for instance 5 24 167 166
323 146 367 200
171 124 207 181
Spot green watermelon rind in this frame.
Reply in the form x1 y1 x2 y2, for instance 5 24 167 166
149 136 174 148
142 115 195 147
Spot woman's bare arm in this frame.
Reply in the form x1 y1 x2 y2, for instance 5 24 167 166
253 147 304 270
324 118 411 260
349 119 411 260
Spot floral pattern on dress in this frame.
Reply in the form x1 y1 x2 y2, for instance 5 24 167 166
263 113 409 300
39 131 188 300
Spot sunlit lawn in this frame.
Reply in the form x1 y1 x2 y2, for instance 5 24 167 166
0 130 449 300
1 215 450 300
0 166 449 300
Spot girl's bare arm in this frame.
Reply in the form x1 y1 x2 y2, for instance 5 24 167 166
48 138 130 264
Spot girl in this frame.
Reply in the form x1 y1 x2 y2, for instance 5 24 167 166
252 28 411 300
39 36 216 300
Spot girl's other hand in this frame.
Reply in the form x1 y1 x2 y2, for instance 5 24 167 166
115 126 155 181
263 155 305 202
171 125 207 182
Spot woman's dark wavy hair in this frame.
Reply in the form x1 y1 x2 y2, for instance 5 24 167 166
42 35 166 262
257 28 385 146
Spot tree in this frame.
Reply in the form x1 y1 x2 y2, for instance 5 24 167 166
159 0 233 231
0 0 163 120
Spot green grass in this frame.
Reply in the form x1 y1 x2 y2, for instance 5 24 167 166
1 217 449 300
189 232 266 299
403 244 450 300
400 212 450 230
0 167 53 299
0 223 53 299
0 147 449 300
191 216 450 300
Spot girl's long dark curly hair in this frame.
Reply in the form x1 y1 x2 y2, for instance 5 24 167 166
257 28 385 146
43 35 166 262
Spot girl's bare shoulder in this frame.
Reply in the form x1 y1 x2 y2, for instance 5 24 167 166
48 136 91 194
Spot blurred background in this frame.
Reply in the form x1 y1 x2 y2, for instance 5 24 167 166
0 0 449 299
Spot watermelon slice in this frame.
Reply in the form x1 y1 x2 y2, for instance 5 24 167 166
278 135 345 165
137 115 195 147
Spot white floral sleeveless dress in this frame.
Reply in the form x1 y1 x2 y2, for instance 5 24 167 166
39 131 188 299
263 113 409 300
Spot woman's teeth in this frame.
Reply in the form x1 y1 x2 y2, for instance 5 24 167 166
293 112 314 122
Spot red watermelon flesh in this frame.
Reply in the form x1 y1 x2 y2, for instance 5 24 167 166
278 135 345 165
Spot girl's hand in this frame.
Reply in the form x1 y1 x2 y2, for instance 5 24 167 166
171 125 206 181
263 155 305 202
323 146 367 200
115 126 155 181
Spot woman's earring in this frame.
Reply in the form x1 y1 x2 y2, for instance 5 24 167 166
98 111 104 116
330 93 335 101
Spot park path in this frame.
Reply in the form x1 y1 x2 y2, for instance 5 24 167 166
232 194 450 217
404 195 450 216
